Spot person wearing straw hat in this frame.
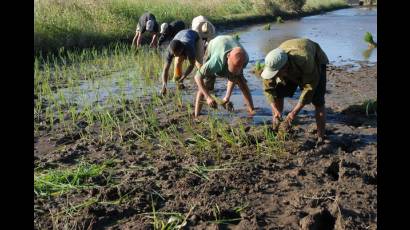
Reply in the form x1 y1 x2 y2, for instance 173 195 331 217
132 12 160 48
193 35 255 117
160 29 204 95
191 15 216 48
158 20 186 46
261 38 329 143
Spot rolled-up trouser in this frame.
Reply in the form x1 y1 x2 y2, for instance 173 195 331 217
173 56 185 82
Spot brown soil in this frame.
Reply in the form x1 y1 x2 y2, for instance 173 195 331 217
34 63 377 229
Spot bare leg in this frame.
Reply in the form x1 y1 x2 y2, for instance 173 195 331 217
194 90 204 117
314 104 326 139
236 78 255 113
132 32 139 48
136 32 143 47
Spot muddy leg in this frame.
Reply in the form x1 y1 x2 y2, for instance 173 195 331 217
315 104 326 139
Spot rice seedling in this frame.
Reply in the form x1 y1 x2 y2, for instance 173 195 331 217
144 197 195 230
186 163 235 181
260 123 288 157
34 161 109 197
233 34 240 41
364 31 377 48
264 23 271 30
209 204 242 225
276 16 284 23
252 60 265 76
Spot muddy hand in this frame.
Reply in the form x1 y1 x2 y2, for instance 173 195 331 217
206 97 217 109
222 100 234 112
279 118 292 132
272 118 281 131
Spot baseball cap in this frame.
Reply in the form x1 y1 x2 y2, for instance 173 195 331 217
261 48 288 80
160 23 169 34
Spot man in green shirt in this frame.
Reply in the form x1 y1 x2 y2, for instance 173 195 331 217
194 35 255 117
261 38 329 143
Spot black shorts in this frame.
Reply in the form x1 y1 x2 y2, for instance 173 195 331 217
276 64 326 106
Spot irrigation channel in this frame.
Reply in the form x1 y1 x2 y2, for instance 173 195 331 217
55 7 376 126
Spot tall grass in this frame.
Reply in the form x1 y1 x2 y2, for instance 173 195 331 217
34 0 348 55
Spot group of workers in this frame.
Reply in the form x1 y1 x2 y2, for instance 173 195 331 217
133 12 329 144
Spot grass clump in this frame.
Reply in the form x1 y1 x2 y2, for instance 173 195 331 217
34 161 108 197
263 23 271 30
35 0 348 55
276 16 284 23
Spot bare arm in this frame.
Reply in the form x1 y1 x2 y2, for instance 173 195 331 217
287 102 305 122
194 74 216 107
270 102 282 119
178 58 195 82
161 60 172 95
223 79 235 102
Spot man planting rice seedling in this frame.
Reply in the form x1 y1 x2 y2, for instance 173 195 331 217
191 15 216 49
261 38 329 144
158 20 186 46
132 12 160 48
161 29 204 95
193 35 255 117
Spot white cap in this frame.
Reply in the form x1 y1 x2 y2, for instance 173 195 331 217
146 20 155 32
160 23 168 34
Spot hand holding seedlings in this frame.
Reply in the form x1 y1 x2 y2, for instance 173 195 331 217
221 99 234 112
279 116 292 133
206 96 217 109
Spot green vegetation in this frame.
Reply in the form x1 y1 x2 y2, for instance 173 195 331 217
34 161 109 197
364 31 377 48
264 23 271 30
276 16 284 23
364 99 377 116
34 0 348 55
252 61 265 76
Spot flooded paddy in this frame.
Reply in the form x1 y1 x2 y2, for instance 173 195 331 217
34 6 377 230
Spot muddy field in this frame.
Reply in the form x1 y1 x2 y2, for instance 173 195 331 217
34 62 377 229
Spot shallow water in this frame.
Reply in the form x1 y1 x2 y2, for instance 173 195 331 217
55 7 377 124
218 6 377 123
